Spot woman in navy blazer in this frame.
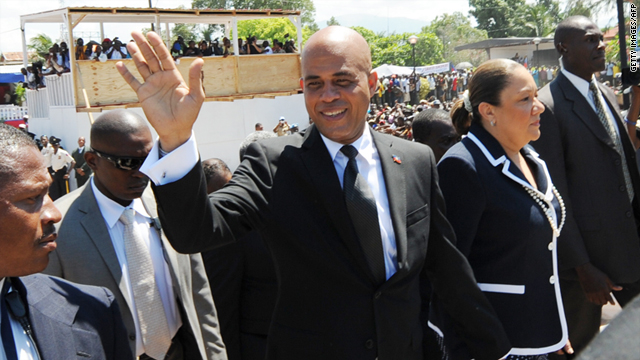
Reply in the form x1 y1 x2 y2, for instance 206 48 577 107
434 59 569 360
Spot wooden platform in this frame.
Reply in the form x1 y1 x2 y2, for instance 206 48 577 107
75 53 302 109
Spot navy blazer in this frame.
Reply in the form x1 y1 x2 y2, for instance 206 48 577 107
434 124 567 357
12 274 132 360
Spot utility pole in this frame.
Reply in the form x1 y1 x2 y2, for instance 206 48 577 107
149 0 155 32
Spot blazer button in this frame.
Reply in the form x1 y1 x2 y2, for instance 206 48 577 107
626 211 633 218
548 242 554 251
615 159 621 165
549 276 556 284
129 335 136 341
620 185 626 192
374 291 382 299
365 339 374 349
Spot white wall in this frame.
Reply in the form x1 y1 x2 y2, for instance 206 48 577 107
29 94 308 173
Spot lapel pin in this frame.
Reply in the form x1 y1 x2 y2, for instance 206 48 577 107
392 155 402 164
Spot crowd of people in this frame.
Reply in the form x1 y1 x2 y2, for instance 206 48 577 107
4 14 640 360
170 34 297 59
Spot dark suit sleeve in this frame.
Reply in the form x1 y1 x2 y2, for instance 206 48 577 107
436 155 485 257
152 142 272 254
533 104 590 269
422 155 511 360
105 288 135 360
202 243 243 360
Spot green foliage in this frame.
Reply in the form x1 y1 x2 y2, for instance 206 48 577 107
191 0 317 26
235 18 297 42
172 23 202 42
14 84 26 106
425 12 488 66
350 27 444 68
327 16 340 26
564 0 591 18
470 0 526 38
470 0 563 38
27 33 54 61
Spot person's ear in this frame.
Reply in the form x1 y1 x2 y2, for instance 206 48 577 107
368 71 378 97
85 151 99 172
556 42 567 54
478 102 495 124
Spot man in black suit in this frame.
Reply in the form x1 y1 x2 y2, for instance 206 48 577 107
116 26 510 360
201 158 278 360
532 16 640 355
71 136 92 187
0 123 132 360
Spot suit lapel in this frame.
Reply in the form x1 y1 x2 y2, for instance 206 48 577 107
299 125 377 284
79 185 134 313
372 131 408 271
19 276 78 359
557 72 617 151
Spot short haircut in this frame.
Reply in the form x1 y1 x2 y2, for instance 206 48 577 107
554 16 592 51
412 109 452 142
202 158 232 193
239 131 276 161
0 124 38 189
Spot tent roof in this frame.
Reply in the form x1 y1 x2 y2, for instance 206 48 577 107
21 7 301 26
454 37 554 51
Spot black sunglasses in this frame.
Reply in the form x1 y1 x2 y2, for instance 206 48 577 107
91 148 147 171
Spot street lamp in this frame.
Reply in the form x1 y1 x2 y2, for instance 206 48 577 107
409 35 418 104
533 37 542 67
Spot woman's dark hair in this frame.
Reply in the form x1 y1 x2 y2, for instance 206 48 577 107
450 59 521 135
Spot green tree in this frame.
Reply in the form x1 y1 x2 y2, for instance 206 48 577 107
425 12 489 66
27 33 54 61
470 0 525 38
191 0 316 26
563 0 592 17
350 27 444 68
327 16 340 26
511 0 561 37
172 23 201 42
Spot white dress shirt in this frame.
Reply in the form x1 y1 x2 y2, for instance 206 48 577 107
49 149 73 172
561 69 621 137
90 180 181 356
0 279 39 360
140 125 399 281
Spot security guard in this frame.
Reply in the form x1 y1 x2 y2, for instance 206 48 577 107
48 136 75 201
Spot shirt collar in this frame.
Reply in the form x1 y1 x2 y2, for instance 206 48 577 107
319 123 375 163
561 68 595 99
91 178 151 228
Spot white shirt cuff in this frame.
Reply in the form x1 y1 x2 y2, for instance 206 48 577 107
140 133 199 186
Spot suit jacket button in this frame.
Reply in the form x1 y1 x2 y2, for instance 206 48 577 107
626 211 633 218
374 291 382 299
365 339 374 349
129 335 136 341
615 159 621 165
620 185 626 192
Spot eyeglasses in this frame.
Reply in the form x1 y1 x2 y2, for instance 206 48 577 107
91 148 147 171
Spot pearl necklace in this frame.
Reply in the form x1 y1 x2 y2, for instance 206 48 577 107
522 184 566 238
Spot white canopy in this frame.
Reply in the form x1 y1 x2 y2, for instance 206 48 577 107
373 62 451 77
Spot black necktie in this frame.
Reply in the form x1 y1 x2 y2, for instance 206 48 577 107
340 145 386 284
1 280 18 360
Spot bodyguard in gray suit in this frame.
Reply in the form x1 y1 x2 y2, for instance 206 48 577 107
0 123 132 360
43 110 227 360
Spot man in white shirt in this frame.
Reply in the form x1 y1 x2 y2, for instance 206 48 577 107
0 123 132 360
47 137 75 201
532 16 640 356
43 110 227 360
114 26 511 360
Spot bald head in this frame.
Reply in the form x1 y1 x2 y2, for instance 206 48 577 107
554 16 595 49
302 26 372 77
91 109 151 148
